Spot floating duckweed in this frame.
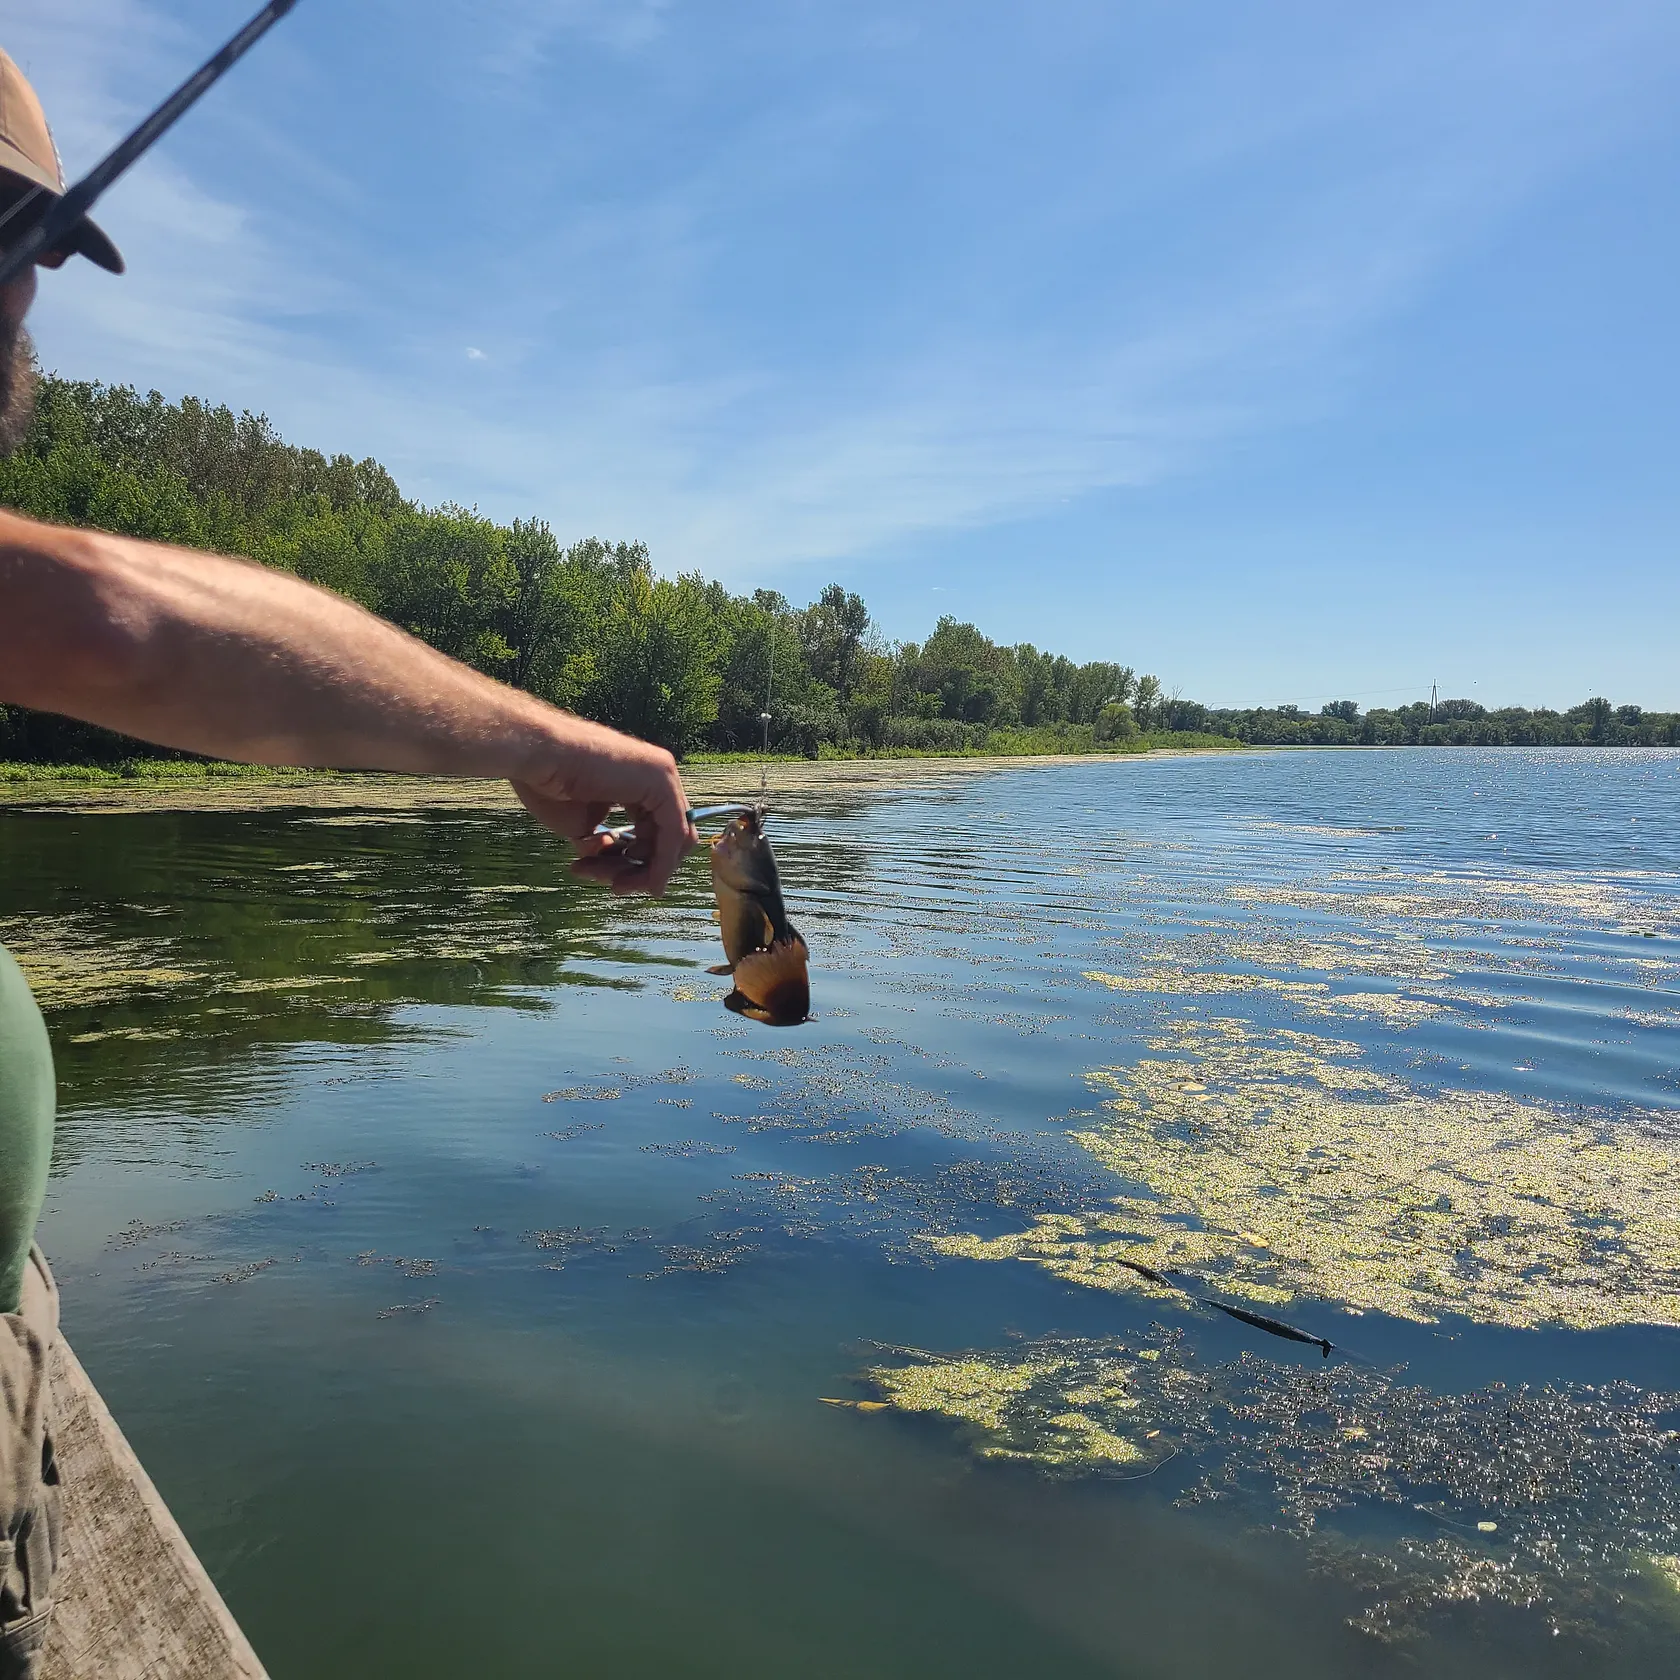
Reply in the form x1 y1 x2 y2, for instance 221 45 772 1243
1084 967 1445 1027
1218 934 1454 983
640 1227 761 1278
1228 866 1677 937
863 1333 1680 1643
1083 968 1329 999
927 1017 1680 1328
870 1355 1043 1433
1 914 213 1008
1297 990 1447 1028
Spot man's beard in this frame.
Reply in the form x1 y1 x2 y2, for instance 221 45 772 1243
0 320 39 458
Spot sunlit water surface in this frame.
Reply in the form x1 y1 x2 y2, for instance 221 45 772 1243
4 748 1680 1678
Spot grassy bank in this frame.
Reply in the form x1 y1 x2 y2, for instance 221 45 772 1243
693 730 1237 766
0 732 1238 787
0 760 307 785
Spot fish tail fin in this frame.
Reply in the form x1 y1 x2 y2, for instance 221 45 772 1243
730 933 810 1027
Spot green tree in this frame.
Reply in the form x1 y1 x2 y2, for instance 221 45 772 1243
588 570 722 754
1571 697 1614 743
1095 701 1138 742
711 593 810 752
1133 674 1162 731
800 584 871 701
913 617 1022 724
1066 662 1134 724
371 505 519 676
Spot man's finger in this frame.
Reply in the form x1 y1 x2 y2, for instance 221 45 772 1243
572 800 612 837
570 854 641 889
647 771 699 891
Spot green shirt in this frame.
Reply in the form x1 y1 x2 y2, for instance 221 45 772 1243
0 945 53 1314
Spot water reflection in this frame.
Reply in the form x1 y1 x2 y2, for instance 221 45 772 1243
1 808 691 1139
5 750 1680 1677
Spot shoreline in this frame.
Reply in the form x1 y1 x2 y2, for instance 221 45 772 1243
0 749 1240 816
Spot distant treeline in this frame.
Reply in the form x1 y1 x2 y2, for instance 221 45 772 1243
1203 698 1680 748
0 378 1204 764
0 379 1672 765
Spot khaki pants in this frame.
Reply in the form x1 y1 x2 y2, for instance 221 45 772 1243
0 1249 59 1677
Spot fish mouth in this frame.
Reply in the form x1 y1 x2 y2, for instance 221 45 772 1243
710 805 767 851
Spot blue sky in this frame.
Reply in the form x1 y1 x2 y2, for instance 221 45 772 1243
10 0 1680 708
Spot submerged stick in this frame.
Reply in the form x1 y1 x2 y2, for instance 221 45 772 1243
1113 1255 1176 1289
1197 1297 1334 1359
1111 1253 1335 1358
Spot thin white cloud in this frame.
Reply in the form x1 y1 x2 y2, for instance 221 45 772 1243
11 0 1680 591
471 0 676 72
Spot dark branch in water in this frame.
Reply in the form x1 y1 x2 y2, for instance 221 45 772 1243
1197 1297 1334 1358
1112 1254 1336 1357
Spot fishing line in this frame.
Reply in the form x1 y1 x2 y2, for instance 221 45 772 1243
761 611 774 799
1105 1445 1182 1483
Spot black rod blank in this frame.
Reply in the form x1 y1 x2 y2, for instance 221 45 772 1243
0 0 299 290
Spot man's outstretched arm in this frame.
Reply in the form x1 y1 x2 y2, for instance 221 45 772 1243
0 508 696 893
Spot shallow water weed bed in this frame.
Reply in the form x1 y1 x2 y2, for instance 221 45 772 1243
8 746 1680 1678
860 1332 1680 1646
927 1016 1680 1328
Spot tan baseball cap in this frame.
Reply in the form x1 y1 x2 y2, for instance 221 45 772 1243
0 46 123 273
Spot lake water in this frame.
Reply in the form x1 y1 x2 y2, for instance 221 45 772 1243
4 747 1680 1678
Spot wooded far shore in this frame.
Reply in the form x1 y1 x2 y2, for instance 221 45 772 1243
2 376 1674 764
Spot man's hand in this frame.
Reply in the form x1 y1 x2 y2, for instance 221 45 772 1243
511 721 698 896
0 511 702 895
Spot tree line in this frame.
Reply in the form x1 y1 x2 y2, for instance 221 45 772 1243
1204 697 1680 748
0 378 1672 764
0 378 1203 764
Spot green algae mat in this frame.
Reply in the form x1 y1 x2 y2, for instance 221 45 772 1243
6 746 1680 1677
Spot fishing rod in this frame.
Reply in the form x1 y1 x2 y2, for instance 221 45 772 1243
0 0 300 290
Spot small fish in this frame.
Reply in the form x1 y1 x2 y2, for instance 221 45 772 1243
708 807 810 1027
